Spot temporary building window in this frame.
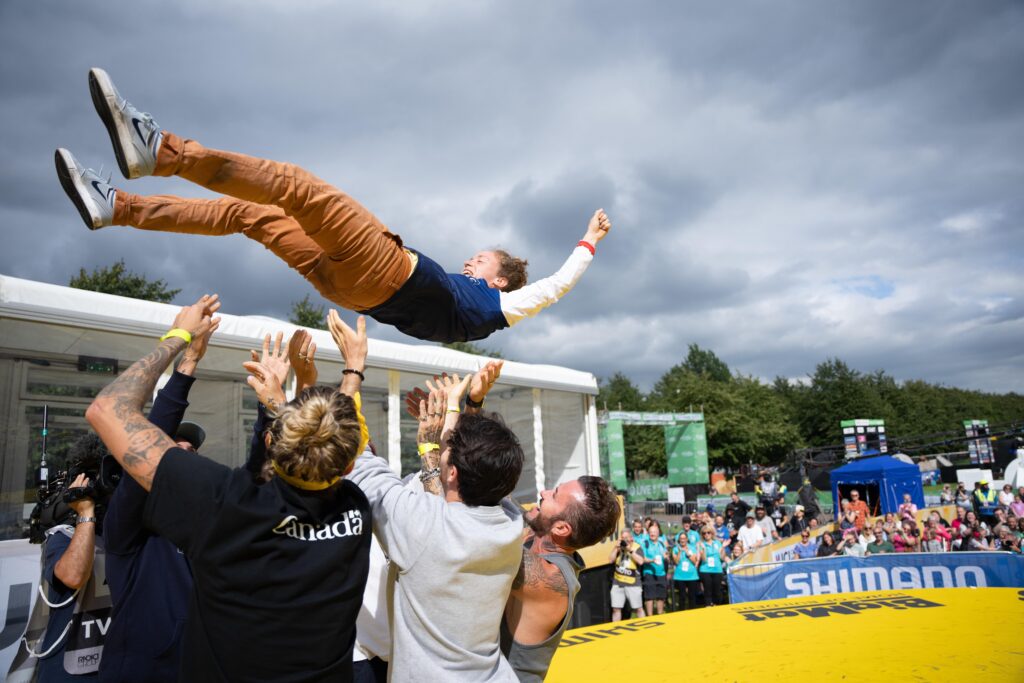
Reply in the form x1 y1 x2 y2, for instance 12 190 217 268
476 385 537 505
25 364 112 400
540 389 587 490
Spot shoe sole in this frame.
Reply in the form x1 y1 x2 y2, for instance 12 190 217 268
89 68 140 180
54 149 103 230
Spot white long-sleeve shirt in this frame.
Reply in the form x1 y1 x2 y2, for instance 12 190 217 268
499 245 594 326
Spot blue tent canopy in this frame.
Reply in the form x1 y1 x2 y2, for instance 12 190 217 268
829 455 924 518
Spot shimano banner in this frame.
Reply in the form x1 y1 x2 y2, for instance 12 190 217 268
727 552 1024 604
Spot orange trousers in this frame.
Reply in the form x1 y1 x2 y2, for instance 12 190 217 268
113 131 412 310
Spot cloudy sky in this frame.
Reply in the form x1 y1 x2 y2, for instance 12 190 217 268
1 1 1021 393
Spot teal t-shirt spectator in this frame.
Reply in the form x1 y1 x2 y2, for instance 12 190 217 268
641 538 668 577
698 539 724 573
676 529 699 549
672 545 699 581
632 530 649 545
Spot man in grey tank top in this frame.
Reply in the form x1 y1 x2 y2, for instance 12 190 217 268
501 476 620 682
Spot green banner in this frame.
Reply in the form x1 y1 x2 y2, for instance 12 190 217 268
665 422 709 485
628 477 669 501
604 420 628 491
598 422 610 482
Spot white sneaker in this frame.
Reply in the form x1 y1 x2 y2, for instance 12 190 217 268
55 148 116 230
89 67 162 179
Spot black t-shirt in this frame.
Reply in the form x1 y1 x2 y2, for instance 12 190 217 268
727 500 751 529
144 448 371 682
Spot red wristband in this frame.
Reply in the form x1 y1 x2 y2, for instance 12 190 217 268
577 240 595 255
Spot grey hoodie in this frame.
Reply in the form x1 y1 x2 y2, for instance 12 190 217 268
347 452 522 682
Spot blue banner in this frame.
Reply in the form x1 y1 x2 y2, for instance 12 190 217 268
727 552 1024 604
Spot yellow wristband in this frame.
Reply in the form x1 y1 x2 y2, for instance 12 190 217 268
446 406 461 414
160 328 192 345
418 442 440 456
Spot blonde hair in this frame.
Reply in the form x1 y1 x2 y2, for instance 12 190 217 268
265 386 361 484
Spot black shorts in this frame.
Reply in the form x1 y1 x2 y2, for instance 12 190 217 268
642 573 667 600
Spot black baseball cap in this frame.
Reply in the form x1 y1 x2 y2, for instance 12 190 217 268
174 421 206 450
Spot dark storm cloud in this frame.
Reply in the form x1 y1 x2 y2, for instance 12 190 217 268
1 0 1021 395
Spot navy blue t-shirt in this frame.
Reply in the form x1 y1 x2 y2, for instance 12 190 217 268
360 249 509 342
100 475 192 683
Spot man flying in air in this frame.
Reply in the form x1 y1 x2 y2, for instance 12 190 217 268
56 68 611 344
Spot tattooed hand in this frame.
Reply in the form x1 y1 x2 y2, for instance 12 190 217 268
416 386 446 445
244 359 288 413
179 316 221 376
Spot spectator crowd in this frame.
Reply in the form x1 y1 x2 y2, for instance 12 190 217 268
615 478 1024 616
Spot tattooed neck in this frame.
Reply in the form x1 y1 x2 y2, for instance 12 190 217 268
530 535 569 555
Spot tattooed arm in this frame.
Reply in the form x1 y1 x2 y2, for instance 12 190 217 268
505 541 571 648
86 295 220 492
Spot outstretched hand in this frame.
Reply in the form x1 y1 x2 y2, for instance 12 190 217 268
287 329 318 392
328 310 367 370
243 332 290 411
247 332 291 390
469 360 503 404
432 373 473 411
171 294 222 337
405 387 428 419
584 209 611 245
244 360 287 412
184 316 221 362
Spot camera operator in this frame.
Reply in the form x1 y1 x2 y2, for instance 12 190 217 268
13 434 113 682
609 530 645 621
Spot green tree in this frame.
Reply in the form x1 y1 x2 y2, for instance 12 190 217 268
442 341 503 358
681 343 731 382
793 358 894 446
598 372 644 411
711 376 801 466
289 295 328 330
70 259 180 303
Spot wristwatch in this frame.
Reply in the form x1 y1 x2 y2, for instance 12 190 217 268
76 516 97 524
